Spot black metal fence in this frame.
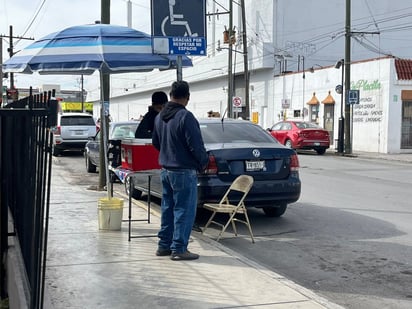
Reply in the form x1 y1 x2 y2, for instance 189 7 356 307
0 89 58 309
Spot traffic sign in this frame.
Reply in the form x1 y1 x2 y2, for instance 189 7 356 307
233 96 242 107
151 0 206 56
169 36 206 55
346 89 360 105
281 99 290 109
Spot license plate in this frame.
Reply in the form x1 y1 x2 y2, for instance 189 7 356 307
74 130 84 135
314 142 320 146
245 160 265 171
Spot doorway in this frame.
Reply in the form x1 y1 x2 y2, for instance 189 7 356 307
401 101 412 149
323 104 335 144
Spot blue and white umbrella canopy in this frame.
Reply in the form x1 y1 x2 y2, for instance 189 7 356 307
3 23 193 198
3 23 192 75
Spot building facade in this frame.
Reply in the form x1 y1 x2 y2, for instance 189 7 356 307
87 0 412 154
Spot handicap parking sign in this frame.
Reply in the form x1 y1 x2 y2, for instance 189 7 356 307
151 0 206 56
346 90 360 105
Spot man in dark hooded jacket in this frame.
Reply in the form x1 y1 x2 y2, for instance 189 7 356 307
152 80 208 261
135 91 168 138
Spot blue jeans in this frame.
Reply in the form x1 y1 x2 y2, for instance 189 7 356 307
158 168 198 254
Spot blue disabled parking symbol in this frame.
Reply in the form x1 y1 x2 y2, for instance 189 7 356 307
151 0 206 56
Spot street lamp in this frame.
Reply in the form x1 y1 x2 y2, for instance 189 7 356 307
335 59 345 154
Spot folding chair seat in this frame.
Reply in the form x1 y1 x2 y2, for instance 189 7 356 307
202 175 255 243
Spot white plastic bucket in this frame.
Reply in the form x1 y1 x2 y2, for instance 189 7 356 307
97 197 124 230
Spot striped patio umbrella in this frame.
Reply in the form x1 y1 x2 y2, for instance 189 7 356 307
3 23 191 74
3 23 192 198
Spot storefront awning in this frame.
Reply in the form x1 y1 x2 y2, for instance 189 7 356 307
307 92 319 105
321 91 335 104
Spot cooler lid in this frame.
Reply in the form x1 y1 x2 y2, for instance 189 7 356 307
121 138 153 145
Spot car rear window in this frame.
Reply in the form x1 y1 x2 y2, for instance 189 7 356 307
61 116 95 126
111 124 138 138
295 122 320 129
200 122 276 144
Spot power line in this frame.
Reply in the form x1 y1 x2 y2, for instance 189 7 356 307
0 26 35 89
19 0 47 41
363 0 380 32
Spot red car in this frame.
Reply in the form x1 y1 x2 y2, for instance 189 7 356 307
267 121 330 155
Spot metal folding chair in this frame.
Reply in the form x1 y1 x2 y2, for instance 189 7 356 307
202 175 255 243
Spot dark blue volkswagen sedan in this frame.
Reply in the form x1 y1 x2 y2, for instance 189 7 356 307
127 118 301 217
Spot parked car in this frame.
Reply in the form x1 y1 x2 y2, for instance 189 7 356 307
84 120 139 175
267 120 330 155
52 113 97 156
125 118 301 217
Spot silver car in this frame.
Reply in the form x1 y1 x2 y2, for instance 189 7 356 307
52 113 97 156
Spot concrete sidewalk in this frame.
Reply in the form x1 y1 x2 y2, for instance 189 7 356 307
44 158 345 309
327 150 412 163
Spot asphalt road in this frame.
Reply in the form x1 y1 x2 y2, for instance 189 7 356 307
59 151 412 309
218 153 412 309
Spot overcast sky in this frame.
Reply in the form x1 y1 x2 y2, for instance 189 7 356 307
1 0 152 90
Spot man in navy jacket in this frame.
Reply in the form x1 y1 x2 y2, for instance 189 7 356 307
152 80 208 261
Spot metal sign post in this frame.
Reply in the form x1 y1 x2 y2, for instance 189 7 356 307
233 96 242 118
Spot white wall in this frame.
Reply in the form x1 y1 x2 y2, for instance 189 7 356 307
390 63 412 153
271 57 412 153
350 58 390 153
86 1 412 154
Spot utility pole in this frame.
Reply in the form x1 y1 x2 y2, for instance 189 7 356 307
127 0 132 27
301 55 305 120
344 0 351 154
240 0 250 120
99 0 111 191
227 0 234 118
0 26 34 91
9 26 14 89
80 74 84 112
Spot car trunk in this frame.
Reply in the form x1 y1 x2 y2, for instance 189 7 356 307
207 145 295 182
61 126 95 140
300 128 329 140
60 116 96 140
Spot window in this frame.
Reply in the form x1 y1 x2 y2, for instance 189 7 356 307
61 116 95 126
310 104 319 122
272 123 283 130
200 123 275 144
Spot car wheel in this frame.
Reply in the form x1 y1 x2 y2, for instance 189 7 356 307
85 154 97 173
262 204 287 217
285 139 293 148
315 148 326 155
52 145 61 157
124 176 143 199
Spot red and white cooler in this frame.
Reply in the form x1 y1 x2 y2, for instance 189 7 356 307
121 138 161 171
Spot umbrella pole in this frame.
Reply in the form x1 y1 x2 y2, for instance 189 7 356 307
100 71 111 199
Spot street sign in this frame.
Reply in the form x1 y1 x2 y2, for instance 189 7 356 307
281 99 290 109
233 96 242 107
346 89 360 105
151 0 207 56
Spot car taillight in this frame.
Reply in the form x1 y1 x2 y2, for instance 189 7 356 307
203 154 218 174
290 154 299 171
